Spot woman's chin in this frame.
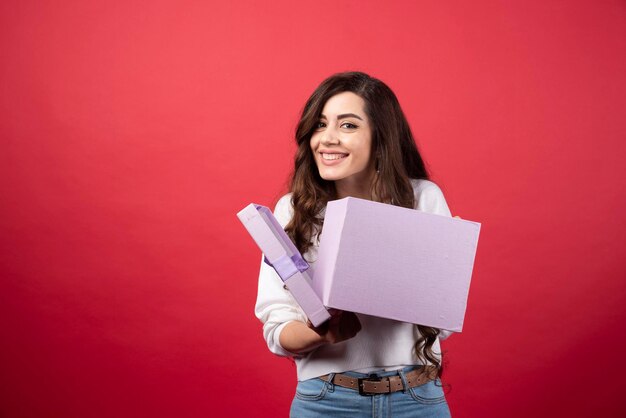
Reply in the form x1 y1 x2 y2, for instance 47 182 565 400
319 171 343 182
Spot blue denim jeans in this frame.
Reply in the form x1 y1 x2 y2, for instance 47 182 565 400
290 366 451 418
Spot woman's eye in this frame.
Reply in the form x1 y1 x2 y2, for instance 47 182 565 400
315 121 326 130
341 122 357 129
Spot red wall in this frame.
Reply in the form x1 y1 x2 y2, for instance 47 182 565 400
1 1 625 417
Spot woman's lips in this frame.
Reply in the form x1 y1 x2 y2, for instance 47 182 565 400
319 152 348 166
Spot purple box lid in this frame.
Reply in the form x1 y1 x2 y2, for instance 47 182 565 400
237 203 330 327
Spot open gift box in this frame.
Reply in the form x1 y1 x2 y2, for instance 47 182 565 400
313 197 480 332
238 197 480 332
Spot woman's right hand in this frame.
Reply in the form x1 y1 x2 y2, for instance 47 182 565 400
307 309 362 344
279 310 361 354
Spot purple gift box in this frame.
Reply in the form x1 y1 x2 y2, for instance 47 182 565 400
237 204 331 327
313 197 481 332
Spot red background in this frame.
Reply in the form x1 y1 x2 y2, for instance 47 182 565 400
1 1 625 417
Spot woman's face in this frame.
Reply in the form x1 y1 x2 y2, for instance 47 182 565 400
310 92 375 191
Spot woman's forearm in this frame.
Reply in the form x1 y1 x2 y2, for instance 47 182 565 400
279 320 328 354
279 311 362 354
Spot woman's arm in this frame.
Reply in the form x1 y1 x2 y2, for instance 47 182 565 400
255 194 363 356
255 195 358 356
279 310 362 354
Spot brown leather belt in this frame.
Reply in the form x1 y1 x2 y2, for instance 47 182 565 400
319 366 438 396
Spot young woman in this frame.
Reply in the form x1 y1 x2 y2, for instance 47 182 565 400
255 72 453 417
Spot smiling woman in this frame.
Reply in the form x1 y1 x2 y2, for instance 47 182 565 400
310 92 376 200
255 72 453 417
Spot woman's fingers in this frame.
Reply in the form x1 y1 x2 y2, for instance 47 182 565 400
335 311 361 340
310 311 362 344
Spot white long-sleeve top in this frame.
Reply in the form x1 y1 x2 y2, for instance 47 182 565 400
254 179 453 381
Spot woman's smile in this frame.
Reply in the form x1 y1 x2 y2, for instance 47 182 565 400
321 152 348 160
320 152 349 165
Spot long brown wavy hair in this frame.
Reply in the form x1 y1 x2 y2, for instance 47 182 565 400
285 71 444 378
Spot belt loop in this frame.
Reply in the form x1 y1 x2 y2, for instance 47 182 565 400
398 368 410 393
325 373 336 392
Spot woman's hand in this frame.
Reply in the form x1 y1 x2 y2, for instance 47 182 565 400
307 309 362 344
279 310 361 354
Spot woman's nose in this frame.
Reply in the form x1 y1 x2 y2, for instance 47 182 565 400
321 128 340 145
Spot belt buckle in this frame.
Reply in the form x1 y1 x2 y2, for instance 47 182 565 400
357 373 382 396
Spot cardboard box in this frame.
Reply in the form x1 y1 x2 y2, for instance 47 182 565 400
237 204 331 327
313 197 480 332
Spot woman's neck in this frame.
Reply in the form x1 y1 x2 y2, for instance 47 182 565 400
334 173 375 200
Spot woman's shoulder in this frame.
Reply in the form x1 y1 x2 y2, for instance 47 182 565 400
410 178 443 196
409 179 451 216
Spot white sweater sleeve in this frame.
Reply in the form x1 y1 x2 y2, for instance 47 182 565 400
414 180 452 217
414 180 454 341
254 194 308 357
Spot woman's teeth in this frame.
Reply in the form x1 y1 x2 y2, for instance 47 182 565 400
322 153 348 160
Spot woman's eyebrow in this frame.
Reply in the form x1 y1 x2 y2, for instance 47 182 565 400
319 113 364 121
